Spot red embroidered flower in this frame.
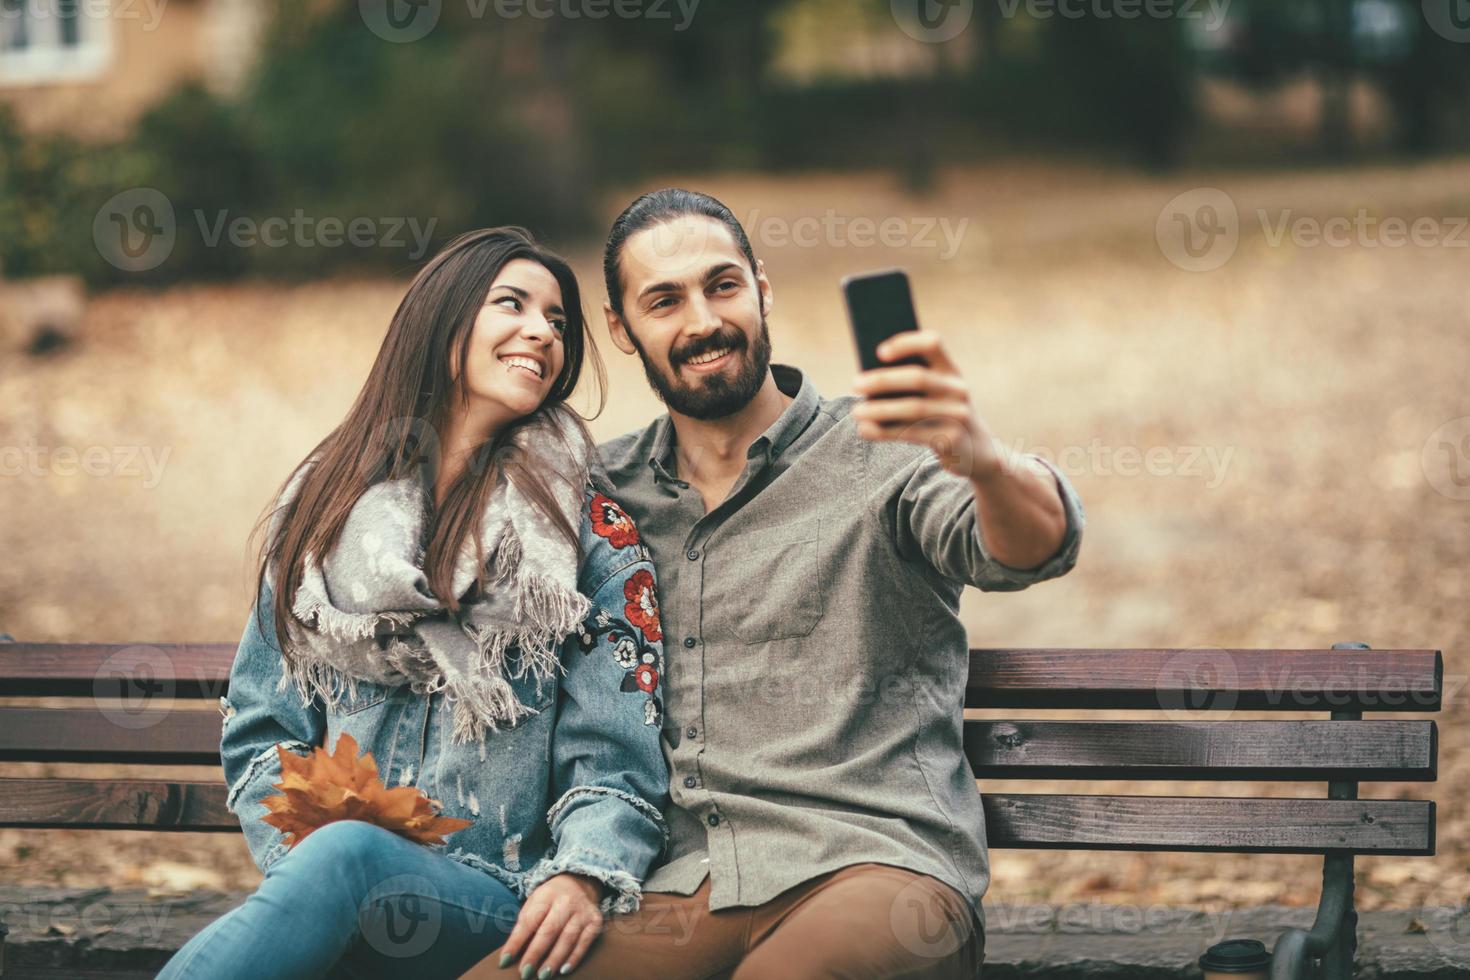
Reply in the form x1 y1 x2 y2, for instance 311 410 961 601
589 493 640 549
635 664 659 693
622 569 662 642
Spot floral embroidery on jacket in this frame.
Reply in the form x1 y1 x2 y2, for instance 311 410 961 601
622 569 662 643
573 584 664 728
589 493 640 550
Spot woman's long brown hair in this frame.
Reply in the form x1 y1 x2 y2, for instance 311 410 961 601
251 227 606 658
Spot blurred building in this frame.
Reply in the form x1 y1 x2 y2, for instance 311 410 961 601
0 0 264 140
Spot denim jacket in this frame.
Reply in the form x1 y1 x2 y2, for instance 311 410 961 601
219 488 670 915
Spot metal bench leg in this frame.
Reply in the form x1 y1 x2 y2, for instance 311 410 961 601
1272 851 1357 979
1272 642 1368 979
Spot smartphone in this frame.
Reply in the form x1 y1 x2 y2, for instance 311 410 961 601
842 269 924 398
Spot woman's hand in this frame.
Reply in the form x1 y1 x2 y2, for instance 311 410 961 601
497 873 604 977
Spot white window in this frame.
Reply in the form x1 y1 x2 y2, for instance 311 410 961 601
0 0 113 86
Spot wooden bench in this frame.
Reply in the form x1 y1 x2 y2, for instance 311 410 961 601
0 641 1441 979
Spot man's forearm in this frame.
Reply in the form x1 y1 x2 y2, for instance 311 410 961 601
970 440 1067 570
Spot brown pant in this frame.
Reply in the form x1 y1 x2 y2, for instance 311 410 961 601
570 863 983 980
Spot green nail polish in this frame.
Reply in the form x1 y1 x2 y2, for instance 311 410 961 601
499 953 513 969
560 967 573 976
521 965 535 980
539 968 553 980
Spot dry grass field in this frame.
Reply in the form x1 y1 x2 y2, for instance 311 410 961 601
2 160 1466 913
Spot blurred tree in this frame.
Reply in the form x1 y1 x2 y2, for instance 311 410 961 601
1036 12 1195 170
1379 0 1470 155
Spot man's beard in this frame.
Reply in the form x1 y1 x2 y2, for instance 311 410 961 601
631 313 772 421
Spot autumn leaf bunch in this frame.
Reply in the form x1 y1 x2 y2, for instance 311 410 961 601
261 733 473 848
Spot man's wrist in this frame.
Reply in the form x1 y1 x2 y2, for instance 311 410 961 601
968 434 1018 492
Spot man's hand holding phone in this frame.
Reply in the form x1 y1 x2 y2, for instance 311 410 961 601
851 330 1007 485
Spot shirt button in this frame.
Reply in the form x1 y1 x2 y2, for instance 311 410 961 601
686 726 698 739
686 549 700 561
707 814 720 827
683 775 697 788
683 636 696 648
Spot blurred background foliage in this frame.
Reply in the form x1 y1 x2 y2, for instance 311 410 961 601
4 0 1470 284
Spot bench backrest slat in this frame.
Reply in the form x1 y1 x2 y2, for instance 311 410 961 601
966 648 1443 711
985 794 1435 855
0 779 1434 855
0 707 223 765
0 778 234 831
2 642 234 699
1 710 1438 782
4 644 1443 710
965 719 1437 781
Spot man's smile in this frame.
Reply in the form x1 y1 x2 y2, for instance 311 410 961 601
681 345 736 373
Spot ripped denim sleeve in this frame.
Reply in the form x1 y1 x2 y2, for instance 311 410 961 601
534 518 672 915
521 786 669 915
224 737 313 872
219 582 327 872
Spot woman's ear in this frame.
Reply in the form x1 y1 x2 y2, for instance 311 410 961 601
604 302 638 356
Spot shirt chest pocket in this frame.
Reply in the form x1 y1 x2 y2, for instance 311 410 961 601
713 517 824 643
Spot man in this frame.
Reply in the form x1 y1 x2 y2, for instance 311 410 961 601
494 188 1083 978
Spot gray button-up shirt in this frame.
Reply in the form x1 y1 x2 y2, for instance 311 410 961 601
596 364 1084 923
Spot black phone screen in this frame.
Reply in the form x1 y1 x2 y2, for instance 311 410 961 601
842 269 924 375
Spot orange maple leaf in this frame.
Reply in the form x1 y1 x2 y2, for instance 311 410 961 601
260 732 473 848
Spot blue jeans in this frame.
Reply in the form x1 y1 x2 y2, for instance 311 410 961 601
159 821 521 979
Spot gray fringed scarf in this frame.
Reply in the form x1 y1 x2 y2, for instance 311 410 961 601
272 406 592 742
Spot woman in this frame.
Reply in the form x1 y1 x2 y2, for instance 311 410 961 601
160 228 669 980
